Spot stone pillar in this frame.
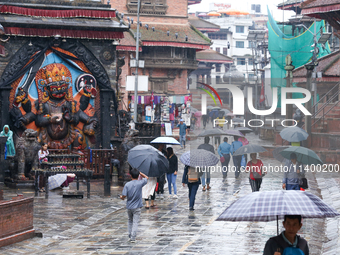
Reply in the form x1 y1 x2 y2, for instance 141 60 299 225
304 64 315 147
100 89 114 149
0 88 12 132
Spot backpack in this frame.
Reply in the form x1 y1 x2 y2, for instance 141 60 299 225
188 167 199 183
271 235 306 255
282 247 305 255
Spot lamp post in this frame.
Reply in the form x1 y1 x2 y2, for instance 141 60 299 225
133 0 141 123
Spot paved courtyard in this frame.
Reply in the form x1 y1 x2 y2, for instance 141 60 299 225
1 126 339 255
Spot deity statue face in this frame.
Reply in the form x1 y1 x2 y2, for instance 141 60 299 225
47 81 68 100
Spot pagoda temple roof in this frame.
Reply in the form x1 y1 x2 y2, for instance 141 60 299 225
129 23 211 50
0 0 128 40
196 49 233 64
188 16 220 33
293 50 340 83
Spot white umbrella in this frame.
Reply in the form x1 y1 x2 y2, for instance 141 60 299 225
150 137 180 145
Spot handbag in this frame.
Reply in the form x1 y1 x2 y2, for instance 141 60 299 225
220 156 225 163
250 162 262 180
299 177 308 189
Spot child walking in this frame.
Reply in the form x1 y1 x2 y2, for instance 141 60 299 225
120 168 148 242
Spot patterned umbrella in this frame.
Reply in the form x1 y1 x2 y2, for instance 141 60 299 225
217 190 340 234
128 145 169 177
180 149 219 167
48 174 67 190
280 127 309 142
150 137 180 145
233 144 267 156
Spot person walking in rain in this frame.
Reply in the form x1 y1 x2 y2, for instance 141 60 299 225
231 136 243 178
177 119 187 149
166 147 178 198
218 137 231 181
182 165 201 211
282 153 304 190
197 137 214 191
246 153 265 192
120 168 148 243
263 215 309 255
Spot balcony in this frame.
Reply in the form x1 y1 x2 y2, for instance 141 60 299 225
143 57 198 69
127 0 168 15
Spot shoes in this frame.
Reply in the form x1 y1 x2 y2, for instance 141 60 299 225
145 206 149 209
129 239 136 243
202 187 206 191
168 195 172 199
160 194 164 199
207 185 211 190
189 207 195 211
150 204 157 207
172 195 178 199
62 186 70 190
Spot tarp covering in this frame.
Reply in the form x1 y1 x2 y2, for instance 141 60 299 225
267 6 330 107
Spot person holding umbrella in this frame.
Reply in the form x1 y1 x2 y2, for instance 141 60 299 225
282 153 305 191
263 215 309 255
231 136 243 178
127 145 169 209
180 149 219 210
120 168 148 243
182 165 201 211
166 147 178 198
245 153 265 192
197 137 215 191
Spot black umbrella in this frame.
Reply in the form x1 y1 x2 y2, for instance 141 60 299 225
127 145 169 177
235 127 253 133
198 128 226 137
233 144 267 156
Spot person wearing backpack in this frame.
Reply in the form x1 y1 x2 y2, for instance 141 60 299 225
182 165 201 211
263 215 309 255
245 153 265 192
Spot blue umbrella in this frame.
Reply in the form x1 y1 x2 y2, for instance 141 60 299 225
217 190 340 234
280 126 308 142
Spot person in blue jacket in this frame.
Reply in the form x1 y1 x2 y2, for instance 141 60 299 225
231 136 243 178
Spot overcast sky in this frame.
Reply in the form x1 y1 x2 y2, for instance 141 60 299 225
188 0 297 22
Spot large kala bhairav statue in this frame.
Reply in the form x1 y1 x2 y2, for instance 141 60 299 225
10 63 98 150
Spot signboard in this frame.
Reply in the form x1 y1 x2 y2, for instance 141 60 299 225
209 2 231 11
126 76 149 91
165 123 172 136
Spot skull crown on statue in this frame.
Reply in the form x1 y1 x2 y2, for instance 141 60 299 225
10 63 98 150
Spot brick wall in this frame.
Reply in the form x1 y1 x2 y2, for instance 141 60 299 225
0 196 35 247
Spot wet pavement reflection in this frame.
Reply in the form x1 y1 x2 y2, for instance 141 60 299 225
0 129 333 255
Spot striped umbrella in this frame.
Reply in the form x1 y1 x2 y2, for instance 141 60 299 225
217 190 340 234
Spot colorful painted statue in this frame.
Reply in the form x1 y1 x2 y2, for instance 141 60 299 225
10 63 98 150
0 125 15 156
